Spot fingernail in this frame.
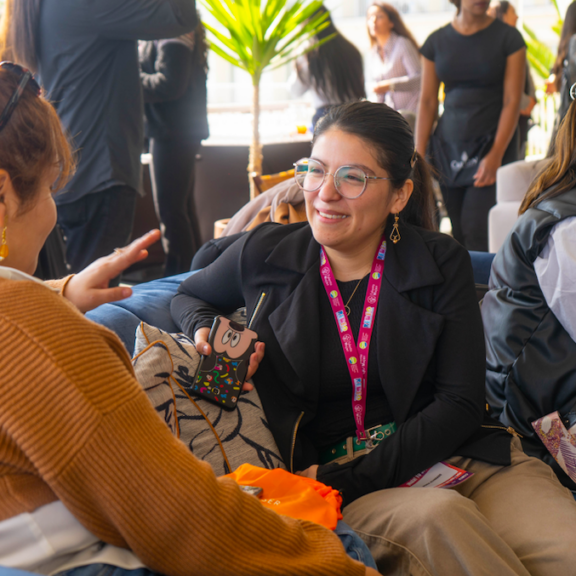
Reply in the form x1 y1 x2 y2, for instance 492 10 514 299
121 288 131 298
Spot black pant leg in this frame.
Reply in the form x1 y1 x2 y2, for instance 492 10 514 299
149 138 201 276
440 184 466 246
459 183 496 252
57 185 137 273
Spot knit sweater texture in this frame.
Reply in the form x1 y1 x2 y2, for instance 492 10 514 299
0 276 364 576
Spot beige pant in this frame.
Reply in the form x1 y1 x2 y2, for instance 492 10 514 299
342 438 576 576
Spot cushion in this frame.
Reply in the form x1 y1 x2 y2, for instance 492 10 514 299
132 320 285 475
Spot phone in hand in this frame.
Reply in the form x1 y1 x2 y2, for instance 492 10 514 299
192 316 258 410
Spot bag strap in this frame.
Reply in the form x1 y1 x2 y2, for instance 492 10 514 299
137 322 232 473
170 375 232 473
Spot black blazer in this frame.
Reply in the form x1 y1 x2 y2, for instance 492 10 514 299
172 222 512 504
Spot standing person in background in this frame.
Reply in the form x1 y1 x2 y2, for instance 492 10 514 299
366 2 421 116
140 17 209 276
0 0 198 276
416 0 525 252
545 1 576 153
489 0 536 159
289 5 365 129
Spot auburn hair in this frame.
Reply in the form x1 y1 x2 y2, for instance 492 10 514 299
0 68 75 211
367 2 419 50
520 99 576 214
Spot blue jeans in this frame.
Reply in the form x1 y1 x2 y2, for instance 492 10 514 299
55 522 375 576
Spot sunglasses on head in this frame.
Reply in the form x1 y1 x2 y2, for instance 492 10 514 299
0 61 41 133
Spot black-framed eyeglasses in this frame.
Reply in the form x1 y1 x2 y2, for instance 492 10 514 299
293 157 390 199
0 62 41 134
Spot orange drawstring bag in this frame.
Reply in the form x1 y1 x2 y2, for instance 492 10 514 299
225 464 343 530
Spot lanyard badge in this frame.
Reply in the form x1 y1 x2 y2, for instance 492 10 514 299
319 238 386 443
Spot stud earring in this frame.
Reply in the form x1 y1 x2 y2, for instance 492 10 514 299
390 214 400 244
0 225 7 261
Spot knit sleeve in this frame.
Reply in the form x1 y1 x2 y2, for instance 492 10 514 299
45 275 74 295
0 282 365 576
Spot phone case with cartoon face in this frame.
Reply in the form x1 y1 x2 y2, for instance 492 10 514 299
192 316 258 410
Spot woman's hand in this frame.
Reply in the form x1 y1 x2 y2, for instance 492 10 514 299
520 96 536 117
373 81 390 95
545 74 557 95
193 326 265 392
63 229 161 313
473 151 502 187
296 465 319 480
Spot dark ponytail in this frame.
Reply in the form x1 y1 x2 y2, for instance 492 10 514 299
313 101 436 231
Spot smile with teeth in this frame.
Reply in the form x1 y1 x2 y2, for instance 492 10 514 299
318 210 348 219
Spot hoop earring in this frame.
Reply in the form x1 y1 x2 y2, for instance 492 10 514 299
0 225 8 261
390 214 401 244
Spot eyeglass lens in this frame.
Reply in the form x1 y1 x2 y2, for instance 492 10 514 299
294 158 367 199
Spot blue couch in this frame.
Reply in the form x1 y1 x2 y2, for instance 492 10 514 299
86 251 496 356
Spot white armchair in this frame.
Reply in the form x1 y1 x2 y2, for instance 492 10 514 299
488 158 550 253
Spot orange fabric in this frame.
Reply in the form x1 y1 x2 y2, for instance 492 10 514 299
226 464 343 530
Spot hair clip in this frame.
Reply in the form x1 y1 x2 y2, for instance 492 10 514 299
410 150 417 168
570 83 576 101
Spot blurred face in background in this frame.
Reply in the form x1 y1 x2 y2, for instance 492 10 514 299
503 4 518 26
367 6 394 40
460 0 491 17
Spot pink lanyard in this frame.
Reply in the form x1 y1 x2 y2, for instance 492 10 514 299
319 238 387 443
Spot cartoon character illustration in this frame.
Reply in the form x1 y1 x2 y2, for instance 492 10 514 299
193 317 258 410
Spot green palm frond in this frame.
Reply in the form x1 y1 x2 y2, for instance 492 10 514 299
200 0 330 84
523 21 557 80
550 0 562 20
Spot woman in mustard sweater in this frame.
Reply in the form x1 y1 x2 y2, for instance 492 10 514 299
0 63 376 576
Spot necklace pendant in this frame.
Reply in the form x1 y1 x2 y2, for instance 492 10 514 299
345 305 351 317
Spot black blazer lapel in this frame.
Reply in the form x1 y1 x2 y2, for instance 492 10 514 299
377 225 445 423
267 225 322 405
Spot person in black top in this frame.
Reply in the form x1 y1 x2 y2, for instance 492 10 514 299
0 0 198 275
489 0 536 159
172 101 576 575
416 0 525 252
139 17 209 276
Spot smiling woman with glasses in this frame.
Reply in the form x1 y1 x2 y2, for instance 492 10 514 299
172 100 576 574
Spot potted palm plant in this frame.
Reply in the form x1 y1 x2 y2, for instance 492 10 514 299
200 0 333 199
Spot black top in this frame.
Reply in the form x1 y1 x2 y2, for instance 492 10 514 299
421 19 525 140
172 222 512 505
303 276 392 449
37 0 198 205
140 38 209 141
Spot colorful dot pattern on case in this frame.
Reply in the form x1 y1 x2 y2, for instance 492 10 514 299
194 354 243 407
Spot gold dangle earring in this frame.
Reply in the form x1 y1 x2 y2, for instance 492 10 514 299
390 213 401 244
0 225 7 261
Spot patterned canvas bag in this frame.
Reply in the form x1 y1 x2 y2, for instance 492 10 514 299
132 318 284 475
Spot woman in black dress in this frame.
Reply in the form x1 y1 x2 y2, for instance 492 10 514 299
416 0 526 251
